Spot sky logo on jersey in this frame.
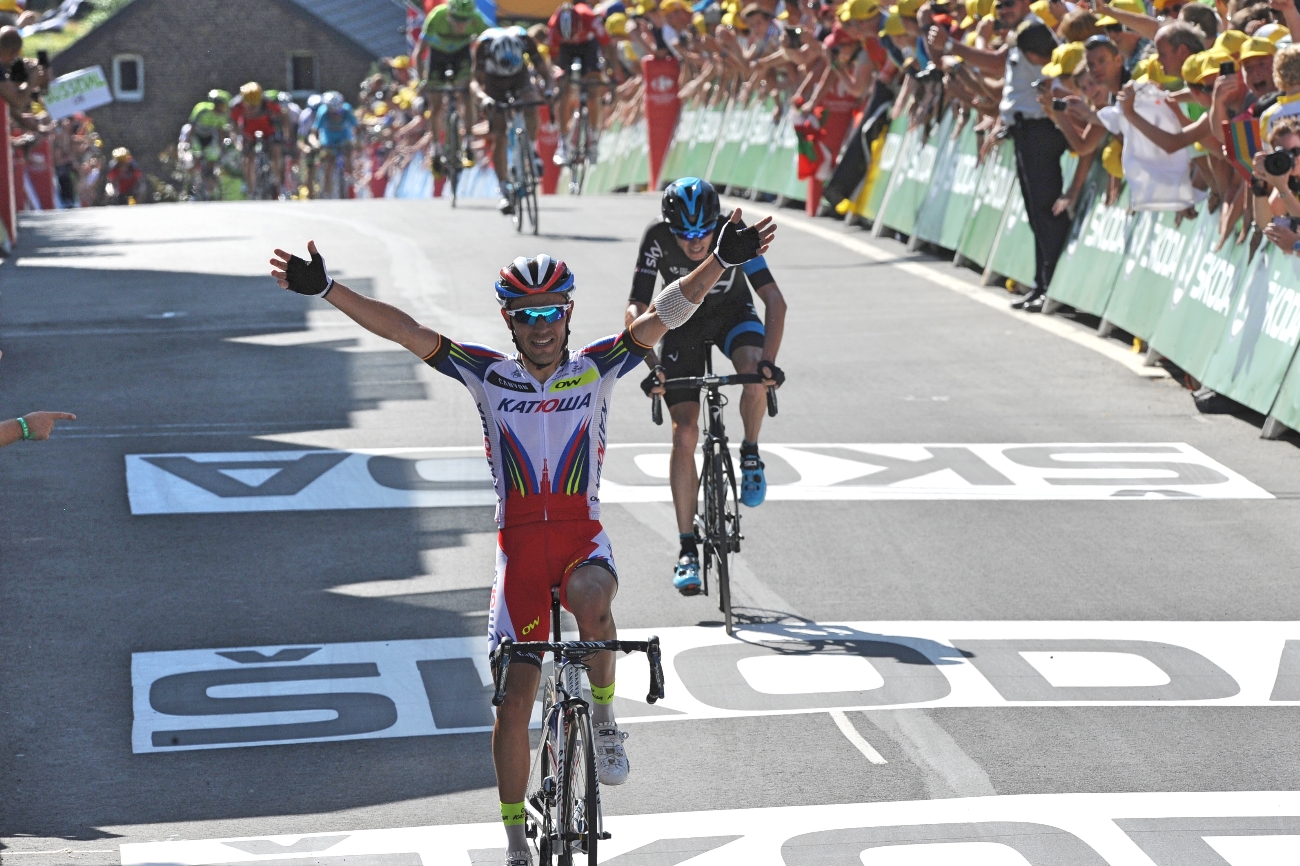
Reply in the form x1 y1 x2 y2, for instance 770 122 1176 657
549 368 598 392
496 393 593 413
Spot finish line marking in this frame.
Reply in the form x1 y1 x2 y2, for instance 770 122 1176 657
118 790 1300 865
123 442 1270 514
132 621 1300 753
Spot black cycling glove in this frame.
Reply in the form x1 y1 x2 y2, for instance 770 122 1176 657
640 365 666 397
284 248 334 297
757 359 785 387
713 217 765 268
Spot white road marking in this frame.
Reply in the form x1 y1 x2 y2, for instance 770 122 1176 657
734 199 1171 380
131 621 1300 752
829 709 888 764
117 790 1300 866
123 442 1272 514
1021 651 1173 689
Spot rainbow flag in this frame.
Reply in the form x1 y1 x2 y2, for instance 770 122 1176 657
1223 116 1262 181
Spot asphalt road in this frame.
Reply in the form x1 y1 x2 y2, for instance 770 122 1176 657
4 194 1300 866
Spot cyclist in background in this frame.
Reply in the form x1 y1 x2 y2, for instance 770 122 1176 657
624 178 787 595
296 93 321 196
230 81 284 197
547 0 616 164
421 0 490 172
273 90 301 193
106 147 143 204
270 208 775 866
310 90 358 198
471 25 554 215
187 89 230 199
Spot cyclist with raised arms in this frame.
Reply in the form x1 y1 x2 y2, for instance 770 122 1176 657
420 0 490 172
471 24 554 215
270 210 775 866
547 0 616 165
624 177 787 596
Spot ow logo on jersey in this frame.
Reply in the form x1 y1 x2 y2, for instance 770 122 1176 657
495 393 593 414
549 369 599 391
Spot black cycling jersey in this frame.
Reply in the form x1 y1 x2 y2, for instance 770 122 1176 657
630 217 775 312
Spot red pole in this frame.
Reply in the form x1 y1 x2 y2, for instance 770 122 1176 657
0 102 17 247
641 56 681 191
537 103 560 194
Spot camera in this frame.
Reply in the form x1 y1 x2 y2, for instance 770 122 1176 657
1265 149 1294 176
1051 97 1067 111
1220 61 1235 78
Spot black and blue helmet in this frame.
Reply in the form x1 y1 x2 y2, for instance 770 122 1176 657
662 177 720 239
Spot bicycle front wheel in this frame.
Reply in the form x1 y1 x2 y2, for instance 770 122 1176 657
558 706 598 866
446 108 462 207
710 449 735 634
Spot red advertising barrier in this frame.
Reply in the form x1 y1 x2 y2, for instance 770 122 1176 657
642 56 680 191
11 143 25 212
806 79 858 216
0 102 16 247
537 103 560 194
26 138 56 210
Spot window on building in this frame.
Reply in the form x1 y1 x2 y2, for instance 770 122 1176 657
288 53 316 94
112 54 143 101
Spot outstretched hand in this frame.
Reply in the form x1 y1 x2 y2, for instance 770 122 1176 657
21 411 77 440
713 208 777 268
270 240 334 296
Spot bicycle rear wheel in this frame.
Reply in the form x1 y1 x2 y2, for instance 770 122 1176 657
570 104 588 195
445 107 462 207
558 706 598 866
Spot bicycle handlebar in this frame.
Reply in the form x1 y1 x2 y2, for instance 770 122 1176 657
489 636 665 707
650 373 779 425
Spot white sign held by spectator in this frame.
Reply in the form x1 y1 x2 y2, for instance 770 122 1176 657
44 65 112 120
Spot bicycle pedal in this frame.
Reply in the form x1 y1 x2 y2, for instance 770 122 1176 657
597 832 612 840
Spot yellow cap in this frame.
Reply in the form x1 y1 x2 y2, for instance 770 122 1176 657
0 0 21 12
605 10 628 34
880 7 906 35
1102 136 1124 177
1181 51 1209 83
1030 0 1058 28
1041 41 1085 78
1096 0 1143 26
659 0 687 12
1256 22 1289 43
839 0 880 20
960 0 993 27
1214 29 1249 56
693 10 707 31
371 101 388 117
390 54 411 70
1239 35 1278 60
896 0 922 17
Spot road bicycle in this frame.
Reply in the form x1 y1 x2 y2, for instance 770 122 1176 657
651 344 778 635
429 67 470 207
491 588 664 865
313 144 350 199
247 131 276 200
560 59 602 195
495 93 543 234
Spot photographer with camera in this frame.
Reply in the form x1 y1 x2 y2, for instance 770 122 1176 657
1251 116 1300 254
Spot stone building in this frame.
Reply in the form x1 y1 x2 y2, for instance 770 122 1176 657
51 0 413 182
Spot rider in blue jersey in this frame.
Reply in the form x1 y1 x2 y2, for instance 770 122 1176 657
309 91 358 197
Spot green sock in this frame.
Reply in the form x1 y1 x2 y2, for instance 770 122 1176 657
501 801 527 852
591 681 615 724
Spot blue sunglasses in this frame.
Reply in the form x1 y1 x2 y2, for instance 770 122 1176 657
507 303 572 324
672 223 716 240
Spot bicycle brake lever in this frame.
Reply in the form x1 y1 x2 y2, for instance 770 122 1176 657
651 394 663 425
491 640 512 707
766 387 778 418
646 636 665 703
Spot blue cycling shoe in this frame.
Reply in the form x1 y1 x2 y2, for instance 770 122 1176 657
740 453 767 506
673 554 702 595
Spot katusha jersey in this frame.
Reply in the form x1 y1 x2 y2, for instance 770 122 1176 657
424 329 650 527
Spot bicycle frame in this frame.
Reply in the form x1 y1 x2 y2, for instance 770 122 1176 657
500 96 542 234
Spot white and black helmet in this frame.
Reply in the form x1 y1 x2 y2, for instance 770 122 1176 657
481 27 527 77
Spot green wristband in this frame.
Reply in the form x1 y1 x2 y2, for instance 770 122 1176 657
16 417 30 440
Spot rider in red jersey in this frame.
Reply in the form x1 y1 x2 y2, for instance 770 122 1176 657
547 1 617 165
230 81 284 197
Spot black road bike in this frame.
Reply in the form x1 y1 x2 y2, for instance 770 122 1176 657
429 67 470 207
651 345 777 635
491 588 665 865
495 93 543 234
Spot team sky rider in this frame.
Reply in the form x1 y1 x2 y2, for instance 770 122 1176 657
471 25 554 216
231 81 284 197
548 0 617 165
624 178 787 595
421 0 490 172
310 91 358 198
270 210 776 866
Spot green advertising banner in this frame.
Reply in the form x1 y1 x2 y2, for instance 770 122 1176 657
879 116 949 237
658 102 698 183
911 111 965 245
1263 315 1300 431
707 95 752 188
988 153 1078 288
1199 244 1300 414
584 119 622 193
753 106 797 196
1046 169 1130 315
915 115 979 250
955 140 1016 268
1101 207 1199 339
1148 213 1250 382
731 97 778 193
613 118 649 190
857 113 908 222
679 97 724 179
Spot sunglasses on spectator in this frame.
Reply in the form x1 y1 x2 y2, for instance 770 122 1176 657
1084 34 1116 49
995 1 1017 8
671 224 717 239
506 304 573 324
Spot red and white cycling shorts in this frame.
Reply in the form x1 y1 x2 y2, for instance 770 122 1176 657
488 518 616 665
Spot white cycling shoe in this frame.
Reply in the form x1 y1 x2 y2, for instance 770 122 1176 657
504 851 533 866
594 722 630 786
